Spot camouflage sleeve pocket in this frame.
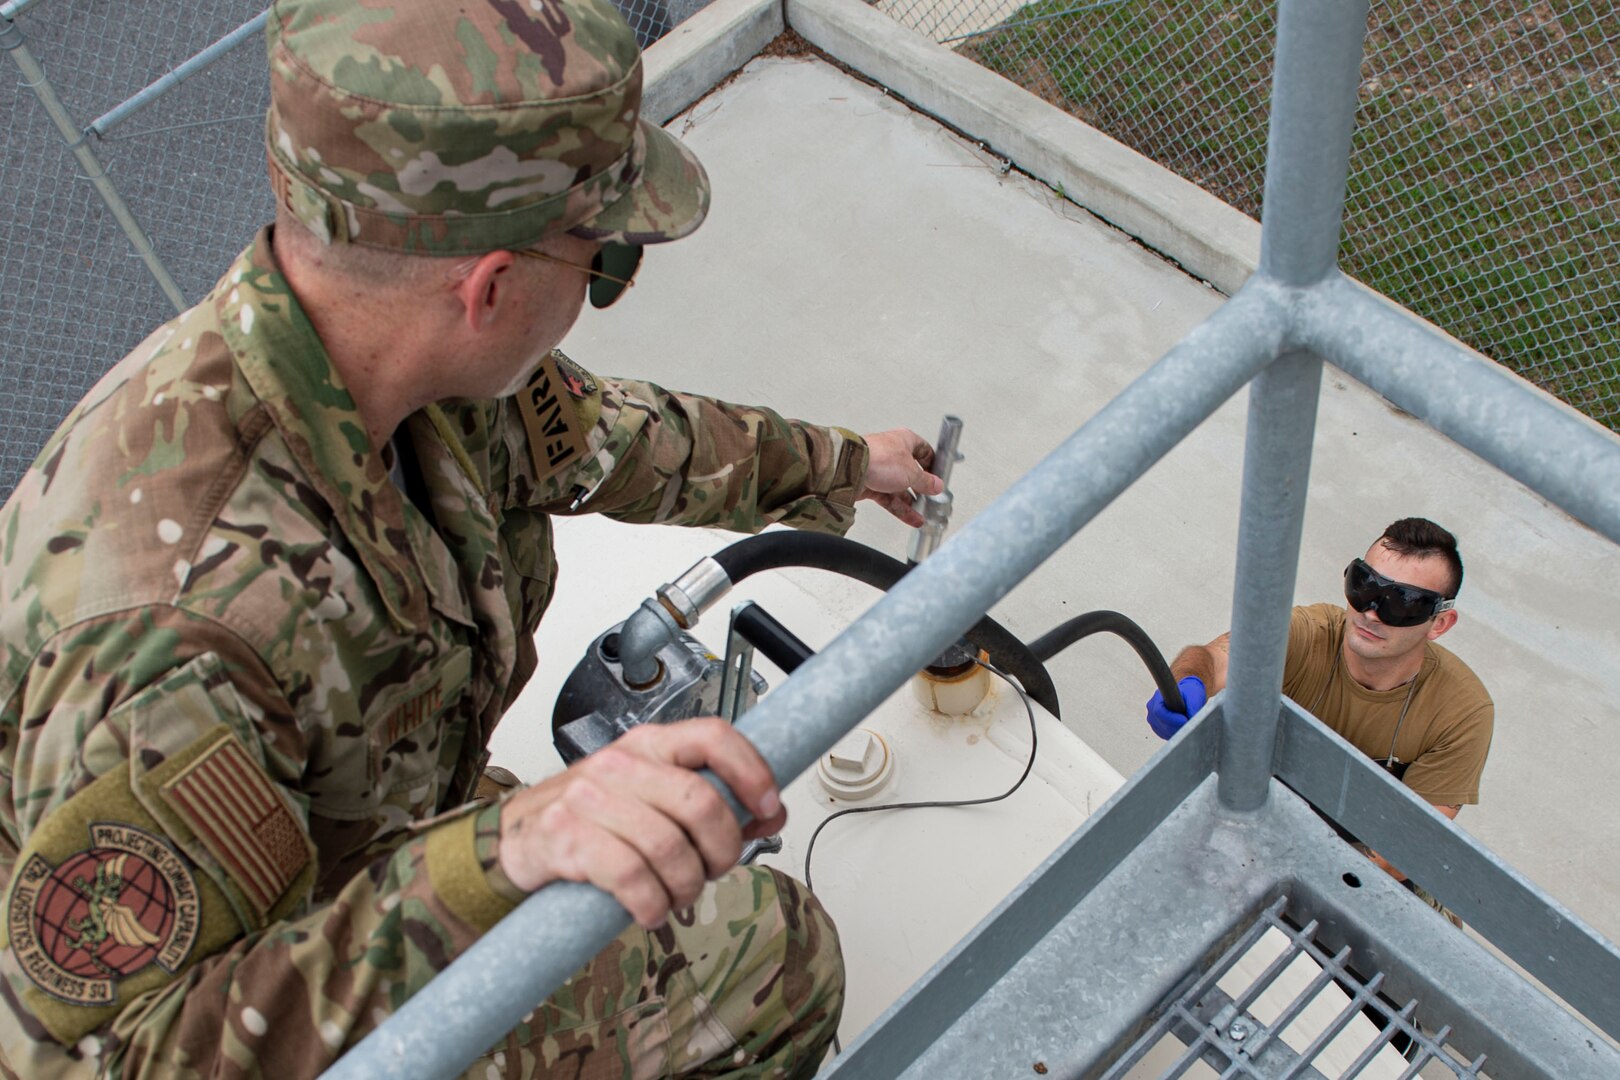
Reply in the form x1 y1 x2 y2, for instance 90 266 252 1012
127 658 316 931
367 644 471 796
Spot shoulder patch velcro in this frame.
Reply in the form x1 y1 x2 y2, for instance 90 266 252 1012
160 733 309 920
516 351 595 485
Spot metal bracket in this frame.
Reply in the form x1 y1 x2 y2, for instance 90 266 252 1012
719 602 758 723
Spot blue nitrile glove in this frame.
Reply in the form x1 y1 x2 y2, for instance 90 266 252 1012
1145 676 1207 740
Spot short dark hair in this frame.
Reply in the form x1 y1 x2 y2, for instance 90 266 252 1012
1377 517 1463 598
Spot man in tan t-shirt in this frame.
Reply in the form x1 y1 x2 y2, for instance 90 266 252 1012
1144 518 1494 887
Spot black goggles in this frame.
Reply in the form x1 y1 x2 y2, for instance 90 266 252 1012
1343 558 1455 627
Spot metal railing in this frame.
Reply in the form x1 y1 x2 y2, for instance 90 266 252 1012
327 0 1620 1076
6 0 1618 1073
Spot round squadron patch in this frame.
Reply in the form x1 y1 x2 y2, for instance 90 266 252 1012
8 823 200 1006
552 352 597 399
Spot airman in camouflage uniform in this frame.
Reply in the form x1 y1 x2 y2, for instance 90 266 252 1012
0 0 942 1075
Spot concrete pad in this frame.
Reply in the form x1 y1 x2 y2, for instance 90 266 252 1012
530 52 1619 955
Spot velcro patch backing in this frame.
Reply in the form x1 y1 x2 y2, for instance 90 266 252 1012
161 734 309 919
516 351 594 485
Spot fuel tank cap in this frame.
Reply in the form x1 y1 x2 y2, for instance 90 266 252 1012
817 727 894 801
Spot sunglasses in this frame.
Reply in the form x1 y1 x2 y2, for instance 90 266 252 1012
1343 558 1456 627
517 242 643 308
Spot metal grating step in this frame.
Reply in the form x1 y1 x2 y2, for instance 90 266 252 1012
1103 896 1488 1079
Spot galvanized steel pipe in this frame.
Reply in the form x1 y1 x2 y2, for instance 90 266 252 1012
1218 0 1369 810
0 0 45 22
616 596 683 687
736 281 1286 798
1300 274 1620 548
1218 348 1323 811
1 17 186 311
1255 0 1370 287
322 280 1291 1080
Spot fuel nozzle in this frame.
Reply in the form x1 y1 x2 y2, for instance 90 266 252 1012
908 415 963 566
906 416 989 712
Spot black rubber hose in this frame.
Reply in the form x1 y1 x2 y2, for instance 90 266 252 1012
1026 610 1187 715
709 533 1062 718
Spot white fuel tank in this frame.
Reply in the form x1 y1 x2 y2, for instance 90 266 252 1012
494 516 1407 1076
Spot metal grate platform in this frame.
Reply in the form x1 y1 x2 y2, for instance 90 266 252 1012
1105 896 1486 1079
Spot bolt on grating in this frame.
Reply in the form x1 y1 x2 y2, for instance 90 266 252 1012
1100 896 1490 1079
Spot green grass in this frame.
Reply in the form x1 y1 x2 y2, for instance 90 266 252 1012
963 0 1620 430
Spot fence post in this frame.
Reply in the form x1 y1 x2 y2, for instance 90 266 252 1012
2 13 187 312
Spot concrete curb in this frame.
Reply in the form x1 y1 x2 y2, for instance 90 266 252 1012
643 0 783 125
786 0 1262 295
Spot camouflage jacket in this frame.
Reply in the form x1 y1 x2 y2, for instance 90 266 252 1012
0 228 868 1077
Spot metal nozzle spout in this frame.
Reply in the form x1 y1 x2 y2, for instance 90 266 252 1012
908 415 964 565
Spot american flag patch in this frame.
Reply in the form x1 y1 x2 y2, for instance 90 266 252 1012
161 734 309 919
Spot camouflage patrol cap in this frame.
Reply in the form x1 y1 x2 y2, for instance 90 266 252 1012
265 0 708 254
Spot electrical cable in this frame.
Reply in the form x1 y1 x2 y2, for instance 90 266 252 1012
802 659 1037 1060
802 659 1038 895
786 610 1177 1061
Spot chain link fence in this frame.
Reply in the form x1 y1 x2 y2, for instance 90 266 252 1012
882 0 1620 432
0 0 696 503
4 0 1616 503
